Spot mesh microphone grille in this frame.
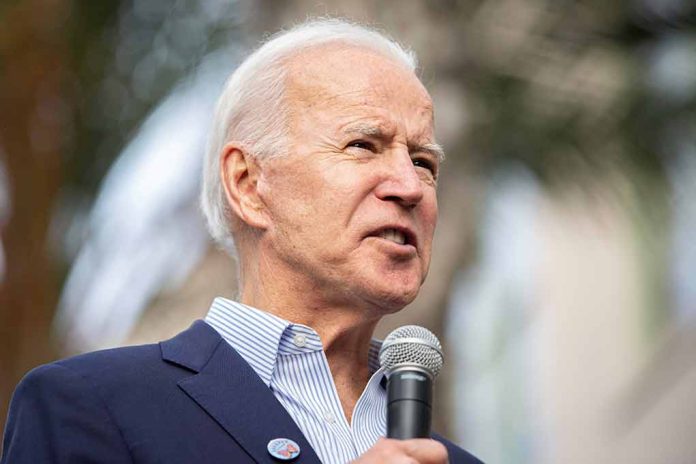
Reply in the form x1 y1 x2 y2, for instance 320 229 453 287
379 325 444 378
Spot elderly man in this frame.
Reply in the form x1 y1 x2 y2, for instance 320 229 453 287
1 19 481 464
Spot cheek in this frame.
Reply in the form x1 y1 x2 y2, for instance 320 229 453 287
423 195 438 232
260 163 318 210
420 197 438 255
262 175 345 242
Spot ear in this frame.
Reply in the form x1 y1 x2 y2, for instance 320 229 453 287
220 142 269 230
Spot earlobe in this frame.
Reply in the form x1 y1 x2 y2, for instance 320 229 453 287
220 143 268 230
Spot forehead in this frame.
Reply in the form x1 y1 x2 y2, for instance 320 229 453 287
284 44 434 138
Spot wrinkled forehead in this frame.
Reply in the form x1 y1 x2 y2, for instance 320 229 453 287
278 44 436 149
283 43 433 116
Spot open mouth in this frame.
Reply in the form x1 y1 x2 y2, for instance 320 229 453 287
379 228 407 245
373 227 417 248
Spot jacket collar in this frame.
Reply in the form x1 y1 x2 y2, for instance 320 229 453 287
160 320 322 464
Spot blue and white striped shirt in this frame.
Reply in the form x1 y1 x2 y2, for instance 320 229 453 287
204 297 387 464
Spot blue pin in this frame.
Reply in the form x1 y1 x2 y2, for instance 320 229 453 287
267 438 301 461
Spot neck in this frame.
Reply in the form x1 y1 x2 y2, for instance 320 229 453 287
238 245 385 352
240 275 380 362
238 247 383 422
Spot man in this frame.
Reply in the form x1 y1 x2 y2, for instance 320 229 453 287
1 19 482 463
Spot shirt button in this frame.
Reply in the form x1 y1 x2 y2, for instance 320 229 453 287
323 411 336 424
293 334 307 347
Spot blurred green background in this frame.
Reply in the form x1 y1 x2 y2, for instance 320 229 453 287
1 1 695 462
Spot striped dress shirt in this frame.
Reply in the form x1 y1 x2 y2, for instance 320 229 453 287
204 297 387 464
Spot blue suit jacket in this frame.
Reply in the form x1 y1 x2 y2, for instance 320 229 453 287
2 320 482 463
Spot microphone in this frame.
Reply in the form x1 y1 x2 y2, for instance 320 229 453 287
379 325 444 439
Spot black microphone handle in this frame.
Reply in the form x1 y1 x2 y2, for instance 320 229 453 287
386 369 433 439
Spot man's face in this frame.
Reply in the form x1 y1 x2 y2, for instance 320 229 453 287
256 45 439 313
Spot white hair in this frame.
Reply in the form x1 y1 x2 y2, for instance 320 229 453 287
200 18 418 255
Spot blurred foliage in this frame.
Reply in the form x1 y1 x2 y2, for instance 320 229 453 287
65 0 248 194
432 1 696 184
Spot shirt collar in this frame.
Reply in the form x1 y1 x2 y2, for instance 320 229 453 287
204 297 385 385
205 297 288 387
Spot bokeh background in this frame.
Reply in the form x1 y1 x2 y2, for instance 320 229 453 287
1 0 695 462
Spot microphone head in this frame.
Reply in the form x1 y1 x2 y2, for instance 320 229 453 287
379 325 444 379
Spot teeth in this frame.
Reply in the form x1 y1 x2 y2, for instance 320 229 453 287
379 228 406 245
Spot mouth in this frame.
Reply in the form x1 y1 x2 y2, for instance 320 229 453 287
370 226 418 249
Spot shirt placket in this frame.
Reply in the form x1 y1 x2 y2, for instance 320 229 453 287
316 349 361 461
350 368 387 456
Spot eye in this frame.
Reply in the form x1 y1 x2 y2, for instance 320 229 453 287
346 140 375 151
412 157 437 176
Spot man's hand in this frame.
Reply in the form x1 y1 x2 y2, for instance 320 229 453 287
353 438 449 464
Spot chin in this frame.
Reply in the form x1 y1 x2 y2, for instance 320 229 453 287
350 261 427 312
365 280 421 313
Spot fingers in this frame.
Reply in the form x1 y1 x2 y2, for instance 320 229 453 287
401 439 449 464
354 438 449 464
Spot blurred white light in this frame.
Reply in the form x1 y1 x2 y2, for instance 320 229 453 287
669 147 696 324
55 48 241 351
446 165 543 464
647 34 696 102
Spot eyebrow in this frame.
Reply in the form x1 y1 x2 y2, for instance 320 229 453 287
343 123 446 161
344 123 386 138
417 142 445 162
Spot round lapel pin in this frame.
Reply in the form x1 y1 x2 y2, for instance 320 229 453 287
267 438 301 461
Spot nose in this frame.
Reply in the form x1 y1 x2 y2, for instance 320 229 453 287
374 150 424 208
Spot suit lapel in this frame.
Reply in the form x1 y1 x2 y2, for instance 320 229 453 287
161 321 321 464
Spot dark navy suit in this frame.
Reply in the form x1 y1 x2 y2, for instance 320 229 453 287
1 320 482 463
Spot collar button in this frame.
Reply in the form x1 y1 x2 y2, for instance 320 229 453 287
293 334 307 348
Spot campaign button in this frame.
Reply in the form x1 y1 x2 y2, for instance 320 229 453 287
267 438 301 461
